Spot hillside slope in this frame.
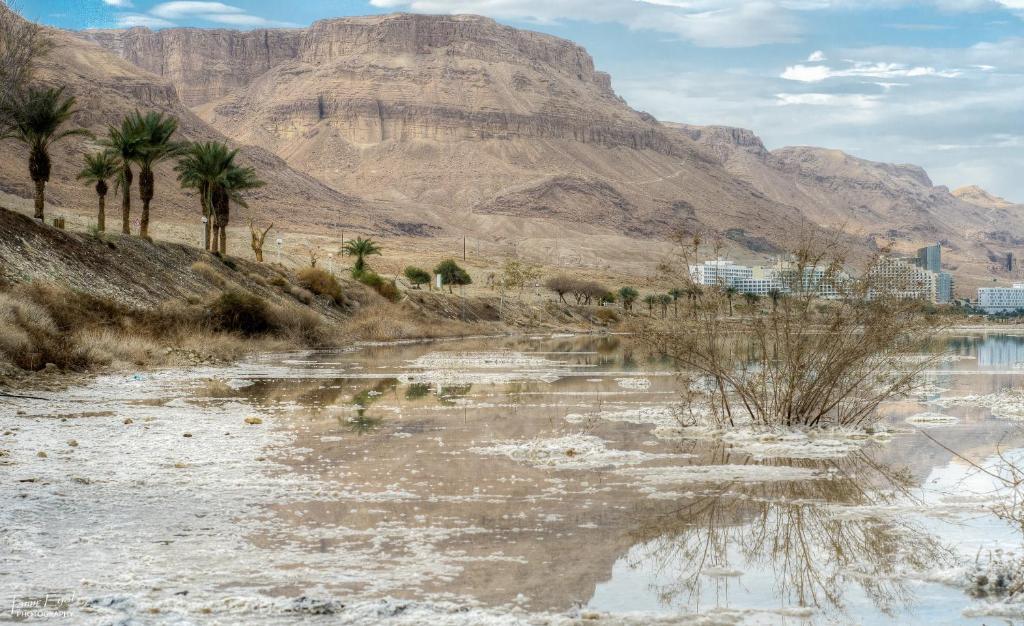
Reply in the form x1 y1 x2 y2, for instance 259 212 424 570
0 19 376 240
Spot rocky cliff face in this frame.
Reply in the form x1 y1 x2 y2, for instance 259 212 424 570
85 13 793 248
82 27 302 107
87 14 661 153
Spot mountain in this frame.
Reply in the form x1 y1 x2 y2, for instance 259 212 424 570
80 15 810 253
0 12 1017 289
953 185 1018 210
672 122 1024 284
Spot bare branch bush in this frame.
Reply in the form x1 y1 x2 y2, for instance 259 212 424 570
639 227 945 429
0 1 50 117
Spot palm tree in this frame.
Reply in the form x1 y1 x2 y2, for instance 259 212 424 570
176 141 236 251
101 117 145 235
668 288 683 317
130 111 184 238
343 237 382 274
643 293 658 316
77 151 118 231
743 292 760 312
618 286 638 312
658 294 672 318
213 163 263 255
0 86 88 221
724 285 739 316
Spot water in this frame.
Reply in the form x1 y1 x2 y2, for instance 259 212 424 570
2 333 1024 624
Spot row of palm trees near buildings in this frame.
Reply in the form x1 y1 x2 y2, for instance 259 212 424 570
2 85 262 254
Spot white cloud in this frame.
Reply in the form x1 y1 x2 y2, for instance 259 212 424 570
367 0 1023 47
116 14 175 27
775 93 882 107
149 2 246 20
369 0 803 47
782 61 963 82
807 50 827 62
102 0 134 7
115 1 298 29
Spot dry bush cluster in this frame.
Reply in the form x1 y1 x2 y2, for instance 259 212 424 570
0 281 333 375
296 267 343 304
640 230 942 429
544 274 611 305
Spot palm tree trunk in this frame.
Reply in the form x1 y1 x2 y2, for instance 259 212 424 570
140 198 151 238
121 166 133 235
139 168 154 238
219 226 226 255
97 193 105 231
204 210 211 251
33 179 44 221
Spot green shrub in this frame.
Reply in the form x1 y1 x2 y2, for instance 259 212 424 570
356 271 400 302
206 291 276 336
404 266 431 289
296 267 343 304
433 259 471 293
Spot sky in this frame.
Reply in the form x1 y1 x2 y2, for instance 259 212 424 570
20 0 1024 202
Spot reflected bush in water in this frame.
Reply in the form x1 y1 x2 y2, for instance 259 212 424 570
632 451 951 615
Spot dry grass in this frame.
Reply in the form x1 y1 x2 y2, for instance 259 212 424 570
296 267 343 304
0 281 338 376
339 303 489 342
190 261 227 288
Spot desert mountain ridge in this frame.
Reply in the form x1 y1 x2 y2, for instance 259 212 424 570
0 11 1018 290
953 185 1019 210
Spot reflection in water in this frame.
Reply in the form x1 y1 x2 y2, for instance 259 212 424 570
630 451 950 618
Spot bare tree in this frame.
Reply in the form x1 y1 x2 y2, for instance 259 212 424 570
0 1 50 117
640 227 943 429
249 218 273 263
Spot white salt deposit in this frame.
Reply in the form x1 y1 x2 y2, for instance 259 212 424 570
615 464 821 486
469 434 677 471
615 377 651 390
906 412 960 426
933 389 1024 420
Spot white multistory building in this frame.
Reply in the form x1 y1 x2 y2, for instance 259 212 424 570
868 255 954 304
689 258 839 299
978 283 1024 314
689 259 753 287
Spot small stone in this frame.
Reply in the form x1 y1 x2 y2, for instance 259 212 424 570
123 418 133 425
67 440 78 447
244 417 263 425
43 363 58 373
183 433 192 438
36 451 47 458
173 462 188 469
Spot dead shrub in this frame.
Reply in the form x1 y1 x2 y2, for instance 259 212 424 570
286 285 315 305
206 291 277 337
191 261 226 288
641 229 939 429
271 304 329 345
296 267 343 304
